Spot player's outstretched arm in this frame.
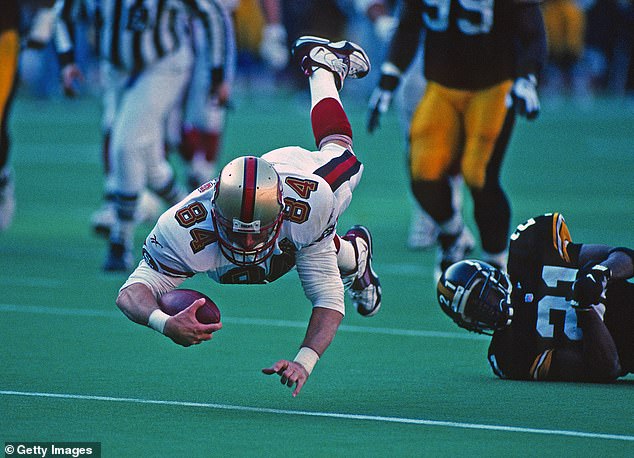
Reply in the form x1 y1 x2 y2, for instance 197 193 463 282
116 283 221 347
545 309 622 382
541 244 632 382
262 307 343 397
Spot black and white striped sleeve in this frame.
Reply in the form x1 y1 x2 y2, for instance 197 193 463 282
53 0 79 67
183 0 236 90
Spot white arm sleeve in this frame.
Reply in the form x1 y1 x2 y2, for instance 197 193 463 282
295 238 345 316
120 260 187 298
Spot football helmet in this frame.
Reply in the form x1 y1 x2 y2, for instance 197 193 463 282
437 260 513 335
211 156 284 266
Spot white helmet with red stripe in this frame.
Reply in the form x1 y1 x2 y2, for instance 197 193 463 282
211 156 284 265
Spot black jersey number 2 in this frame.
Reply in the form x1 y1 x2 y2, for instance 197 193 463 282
422 0 494 35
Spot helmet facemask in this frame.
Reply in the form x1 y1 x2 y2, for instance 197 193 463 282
461 268 513 334
438 260 513 335
211 156 284 266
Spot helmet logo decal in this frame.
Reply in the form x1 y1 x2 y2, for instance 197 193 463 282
232 218 261 233
241 156 258 223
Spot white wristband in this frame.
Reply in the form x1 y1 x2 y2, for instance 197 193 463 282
148 309 170 334
293 347 320 375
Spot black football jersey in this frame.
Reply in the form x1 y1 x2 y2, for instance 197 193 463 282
488 213 633 379
387 0 545 89
603 280 634 375
0 0 20 33
423 0 517 89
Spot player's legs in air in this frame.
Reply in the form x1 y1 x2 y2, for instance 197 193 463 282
292 35 381 317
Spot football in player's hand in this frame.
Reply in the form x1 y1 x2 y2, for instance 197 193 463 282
158 289 221 324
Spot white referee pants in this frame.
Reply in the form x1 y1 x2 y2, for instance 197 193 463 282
109 45 193 196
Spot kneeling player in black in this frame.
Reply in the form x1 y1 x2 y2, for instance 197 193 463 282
437 212 633 382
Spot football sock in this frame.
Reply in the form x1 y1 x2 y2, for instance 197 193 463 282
334 234 357 275
179 125 200 161
438 212 464 237
309 68 341 109
472 185 510 254
102 130 112 174
411 179 453 223
111 192 138 248
310 97 352 148
189 152 217 188
154 175 186 205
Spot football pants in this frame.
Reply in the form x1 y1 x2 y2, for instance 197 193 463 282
409 80 512 189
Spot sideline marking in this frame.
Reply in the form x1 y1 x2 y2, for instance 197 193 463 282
1 390 633 442
0 304 487 340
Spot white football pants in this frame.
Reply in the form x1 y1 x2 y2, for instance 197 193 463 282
108 45 193 196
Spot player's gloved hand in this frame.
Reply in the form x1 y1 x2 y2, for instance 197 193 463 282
373 15 398 43
571 264 611 309
259 23 289 70
26 7 57 49
367 63 401 133
511 74 540 120
209 66 225 96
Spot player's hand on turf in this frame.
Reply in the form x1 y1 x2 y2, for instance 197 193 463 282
262 360 309 397
367 69 400 133
163 298 222 347
572 264 611 308
511 74 540 120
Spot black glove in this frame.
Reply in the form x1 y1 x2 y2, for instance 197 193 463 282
511 74 540 120
367 68 401 133
572 264 611 308
209 67 225 96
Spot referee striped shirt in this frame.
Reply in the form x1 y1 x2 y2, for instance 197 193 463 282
55 0 233 77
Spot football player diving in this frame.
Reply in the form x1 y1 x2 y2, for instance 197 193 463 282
437 213 634 382
116 36 382 397
367 0 547 279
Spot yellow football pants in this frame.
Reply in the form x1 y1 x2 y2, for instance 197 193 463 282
0 29 19 129
542 0 586 59
409 80 512 189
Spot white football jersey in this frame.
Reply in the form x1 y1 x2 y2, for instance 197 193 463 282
125 143 363 313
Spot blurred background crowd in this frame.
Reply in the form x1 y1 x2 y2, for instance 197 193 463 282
15 0 634 105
